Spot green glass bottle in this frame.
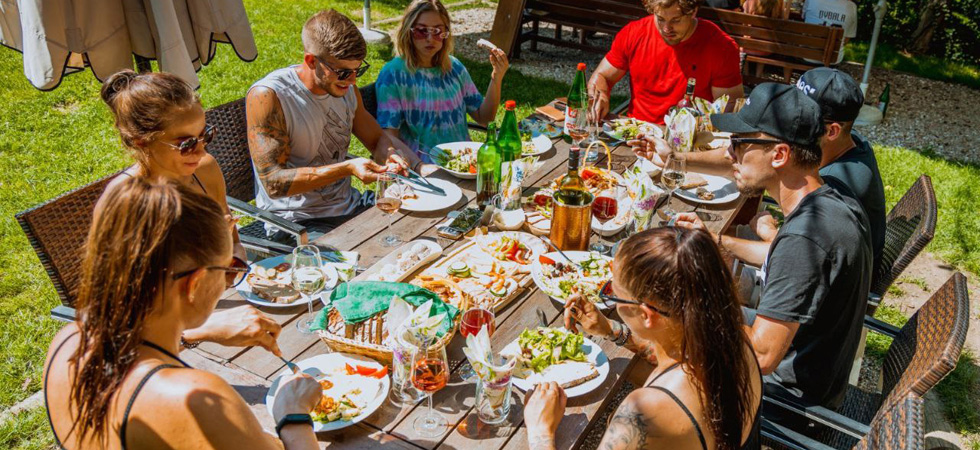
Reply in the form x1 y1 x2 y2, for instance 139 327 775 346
498 100 521 162
476 123 502 207
877 83 890 118
564 62 588 141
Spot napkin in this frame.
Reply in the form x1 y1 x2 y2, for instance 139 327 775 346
665 108 697 153
625 166 664 232
463 325 516 381
500 156 538 206
312 281 459 337
401 300 447 342
694 95 729 132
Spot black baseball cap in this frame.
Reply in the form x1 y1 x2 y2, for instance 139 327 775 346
796 67 864 122
710 83 822 147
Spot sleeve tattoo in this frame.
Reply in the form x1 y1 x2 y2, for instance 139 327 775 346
247 90 296 198
599 401 649 450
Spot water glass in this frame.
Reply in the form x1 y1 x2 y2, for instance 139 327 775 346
475 354 514 425
390 327 424 406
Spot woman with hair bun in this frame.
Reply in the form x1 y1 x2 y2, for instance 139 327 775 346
101 69 246 264
43 178 322 449
524 227 762 450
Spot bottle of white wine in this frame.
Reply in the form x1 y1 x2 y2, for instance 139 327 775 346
556 147 589 206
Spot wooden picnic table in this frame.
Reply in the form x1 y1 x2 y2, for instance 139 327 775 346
187 133 750 449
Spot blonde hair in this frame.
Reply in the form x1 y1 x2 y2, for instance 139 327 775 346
302 9 367 61
743 0 783 17
395 0 454 73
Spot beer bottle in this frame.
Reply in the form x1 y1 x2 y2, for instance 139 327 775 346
877 83 890 118
555 147 589 206
498 100 521 162
476 123 502 207
564 63 589 141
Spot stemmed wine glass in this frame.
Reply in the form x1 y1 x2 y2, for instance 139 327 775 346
412 340 449 437
457 308 496 381
291 245 325 334
660 155 686 221
376 174 403 247
590 184 622 255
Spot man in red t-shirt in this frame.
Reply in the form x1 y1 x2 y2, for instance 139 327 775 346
589 0 744 125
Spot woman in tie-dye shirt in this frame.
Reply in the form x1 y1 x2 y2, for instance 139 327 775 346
376 0 509 163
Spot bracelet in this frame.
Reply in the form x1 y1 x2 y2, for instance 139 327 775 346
275 413 313 436
180 335 199 350
717 232 725 249
608 320 623 342
616 325 632 347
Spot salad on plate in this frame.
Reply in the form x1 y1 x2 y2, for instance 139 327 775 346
534 252 612 305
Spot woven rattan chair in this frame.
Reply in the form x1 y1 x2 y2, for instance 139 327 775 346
203 97 307 258
761 272 969 449
16 171 122 320
868 175 937 314
763 393 925 450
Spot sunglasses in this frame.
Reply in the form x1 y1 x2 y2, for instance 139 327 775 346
726 136 782 160
172 257 250 288
598 280 672 317
411 26 450 41
162 124 216 156
315 56 371 80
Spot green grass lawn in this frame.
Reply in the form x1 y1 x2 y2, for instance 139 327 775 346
1 1 978 448
845 41 980 90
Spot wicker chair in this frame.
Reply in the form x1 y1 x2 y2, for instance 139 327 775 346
16 171 122 320
868 175 937 314
762 393 925 450
762 272 969 449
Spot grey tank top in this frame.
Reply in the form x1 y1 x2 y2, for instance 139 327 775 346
249 66 363 223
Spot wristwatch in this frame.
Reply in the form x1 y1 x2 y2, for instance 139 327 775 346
276 413 313 436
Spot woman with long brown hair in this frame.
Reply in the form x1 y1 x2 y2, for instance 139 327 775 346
43 178 322 449
523 227 762 450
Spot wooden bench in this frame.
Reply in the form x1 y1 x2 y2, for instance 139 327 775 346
492 0 843 84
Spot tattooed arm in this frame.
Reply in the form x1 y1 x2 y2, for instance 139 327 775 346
247 87 370 198
597 393 659 450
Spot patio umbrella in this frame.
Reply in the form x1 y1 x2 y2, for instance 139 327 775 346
0 0 257 91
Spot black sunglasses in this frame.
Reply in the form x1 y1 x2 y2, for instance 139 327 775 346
726 136 783 159
316 56 371 80
598 280 672 317
163 124 216 156
172 258 250 288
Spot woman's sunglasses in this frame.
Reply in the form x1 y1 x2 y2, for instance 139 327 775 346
598 280 672 317
316 56 371 80
172 257 250 288
163 124 217 156
411 26 450 41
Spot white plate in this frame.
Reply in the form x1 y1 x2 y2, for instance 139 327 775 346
237 255 339 308
602 118 662 142
399 178 464 212
531 251 613 310
266 353 391 433
673 172 740 204
522 134 553 157
502 329 610 398
346 239 442 283
433 141 481 179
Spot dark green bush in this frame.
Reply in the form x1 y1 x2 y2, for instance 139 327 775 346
853 0 980 65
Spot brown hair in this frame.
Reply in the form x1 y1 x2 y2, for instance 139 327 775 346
395 0 454 73
302 9 367 61
643 0 701 15
789 141 822 168
68 177 230 445
615 228 755 450
100 70 199 167
743 0 783 18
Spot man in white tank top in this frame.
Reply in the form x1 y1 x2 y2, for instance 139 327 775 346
246 10 433 239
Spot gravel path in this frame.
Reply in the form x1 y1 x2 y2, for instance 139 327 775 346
449 7 980 164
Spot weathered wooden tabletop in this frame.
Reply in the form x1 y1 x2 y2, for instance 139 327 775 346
188 135 749 449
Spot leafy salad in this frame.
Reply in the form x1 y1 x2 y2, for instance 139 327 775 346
607 118 661 141
516 327 587 374
537 252 611 304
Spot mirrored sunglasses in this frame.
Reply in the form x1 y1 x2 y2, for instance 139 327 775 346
411 26 449 41
164 124 217 156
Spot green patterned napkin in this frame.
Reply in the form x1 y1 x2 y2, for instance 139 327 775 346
311 281 459 337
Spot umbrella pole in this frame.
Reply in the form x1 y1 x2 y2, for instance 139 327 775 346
860 0 888 95
359 0 391 45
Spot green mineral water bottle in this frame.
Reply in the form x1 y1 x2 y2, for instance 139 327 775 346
564 62 588 142
877 83 890 118
498 100 521 162
476 123 502 207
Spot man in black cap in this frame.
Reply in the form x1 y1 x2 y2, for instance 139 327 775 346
676 83 873 422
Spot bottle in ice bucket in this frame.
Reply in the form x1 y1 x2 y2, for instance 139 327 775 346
564 63 589 143
476 123 502 207
498 100 521 163
550 147 594 251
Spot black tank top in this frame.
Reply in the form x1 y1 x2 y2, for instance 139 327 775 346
644 362 761 450
44 332 191 450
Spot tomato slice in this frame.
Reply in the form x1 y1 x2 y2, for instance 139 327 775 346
469 164 477 174
371 366 389 378
345 363 357 375
580 168 597 180
355 365 378 376
539 255 556 265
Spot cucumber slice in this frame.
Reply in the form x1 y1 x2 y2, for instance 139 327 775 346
489 284 508 297
448 262 470 277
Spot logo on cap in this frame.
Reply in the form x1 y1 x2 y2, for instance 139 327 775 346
795 79 816 96
745 98 750 106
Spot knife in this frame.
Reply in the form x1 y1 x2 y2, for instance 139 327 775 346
406 167 446 195
536 308 549 328
389 173 446 196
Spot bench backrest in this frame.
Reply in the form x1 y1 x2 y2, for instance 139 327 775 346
524 0 646 30
698 7 844 65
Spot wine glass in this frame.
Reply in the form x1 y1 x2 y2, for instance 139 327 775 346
660 155 686 221
376 174 403 247
457 308 496 381
291 245 325 334
590 185 622 255
412 340 449 437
